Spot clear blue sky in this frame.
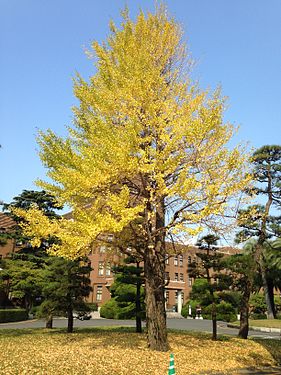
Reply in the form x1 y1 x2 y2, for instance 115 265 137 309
1 0 281 204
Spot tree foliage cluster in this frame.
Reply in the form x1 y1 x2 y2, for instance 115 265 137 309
0 191 92 332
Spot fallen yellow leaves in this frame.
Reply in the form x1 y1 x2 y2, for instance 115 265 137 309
0 328 279 374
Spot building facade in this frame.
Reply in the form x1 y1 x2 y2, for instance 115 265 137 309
86 242 238 313
0 212 238 313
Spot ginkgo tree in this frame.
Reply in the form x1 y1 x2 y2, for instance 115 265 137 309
15 7 251 351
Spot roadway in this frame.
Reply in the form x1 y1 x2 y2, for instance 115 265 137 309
0 318 280 340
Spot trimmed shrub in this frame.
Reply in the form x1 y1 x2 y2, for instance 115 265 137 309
100 298 145 320
250 313 267 320
202 301 237 322
0 309 28 323
250 294 267 316
181 300 201 318
86 302 98 312
100 298 119 319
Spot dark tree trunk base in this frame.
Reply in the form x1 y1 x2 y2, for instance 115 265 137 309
144 249 168 352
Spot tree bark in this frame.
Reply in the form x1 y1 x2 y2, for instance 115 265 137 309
67 308 74 333
267 278 276 319
144 248 168 351
211 301 217 341
135 266 142 333
239 281 251 339
45 314 53 329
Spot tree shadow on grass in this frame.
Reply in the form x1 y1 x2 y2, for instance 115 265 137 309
253 338 281 365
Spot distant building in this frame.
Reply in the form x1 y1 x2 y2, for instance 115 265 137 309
0 212 238 313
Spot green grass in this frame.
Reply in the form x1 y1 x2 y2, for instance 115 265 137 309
0 327 280 374
232 319 281 329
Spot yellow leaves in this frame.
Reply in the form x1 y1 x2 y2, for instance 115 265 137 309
0 329 279 375
24 6 253 257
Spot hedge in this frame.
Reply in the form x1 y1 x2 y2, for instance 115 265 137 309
0 309 28 323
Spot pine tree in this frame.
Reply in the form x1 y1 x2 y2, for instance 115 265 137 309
190 235 224 340
40 256 92 333
237 145 281 319
111 255 145 333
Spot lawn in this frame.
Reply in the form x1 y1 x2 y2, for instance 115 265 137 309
0 327 280 375
231 319 281 329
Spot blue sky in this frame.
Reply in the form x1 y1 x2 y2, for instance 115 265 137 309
1 0 281 204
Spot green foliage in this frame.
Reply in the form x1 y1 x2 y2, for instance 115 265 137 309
100 298 119 319
0 190 63 311
108 258 145 321
183 277 240 321
0 308 28 323
181 299 201 318
218 291 241 309
250 294 267 316
40 256 92 318
202 301 237 322
86 302 98 312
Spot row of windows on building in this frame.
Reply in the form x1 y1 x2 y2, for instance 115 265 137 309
165 254 184 266
94 286 188 304
165 272 193 285
165 254 195 266
98 261 112 276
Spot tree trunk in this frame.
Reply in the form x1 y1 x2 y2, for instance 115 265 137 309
136 268 142 333
261 270 275 319
266 278 276 319
67 308 74 333
144 248 168 351
239 282 251 339
211 301 217 341
46 314 53 329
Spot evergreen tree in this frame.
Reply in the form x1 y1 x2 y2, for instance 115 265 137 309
0 190 62 312
39 256 92 333
225 253 257 339
190 234 225 340
111 255 145 333
236 145 281 318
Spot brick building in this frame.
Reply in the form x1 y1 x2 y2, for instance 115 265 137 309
0 212 238 313
86 242 237 313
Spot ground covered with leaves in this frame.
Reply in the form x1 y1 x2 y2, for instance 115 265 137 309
0 327 280 374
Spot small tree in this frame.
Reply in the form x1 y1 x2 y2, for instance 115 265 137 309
236 144 281 319
0 190 62 313
111 255 145 332
225 253 257 339
189 235 225 340
40 257 92 333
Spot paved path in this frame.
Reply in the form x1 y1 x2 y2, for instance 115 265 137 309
0 318 280 340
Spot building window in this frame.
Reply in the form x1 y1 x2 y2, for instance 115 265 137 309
165 291 169 303
96 286 103 301
174 256 178 266
105 262 111 276
188 277 192 287
100 245 106 253
188 256 192 264
180 273 184 282
165 254 169 265
179 254 183 267
165 272 170 281
98 261 104 276
175 272 179 281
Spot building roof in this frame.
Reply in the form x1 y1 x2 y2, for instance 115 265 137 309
0 213 15 231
